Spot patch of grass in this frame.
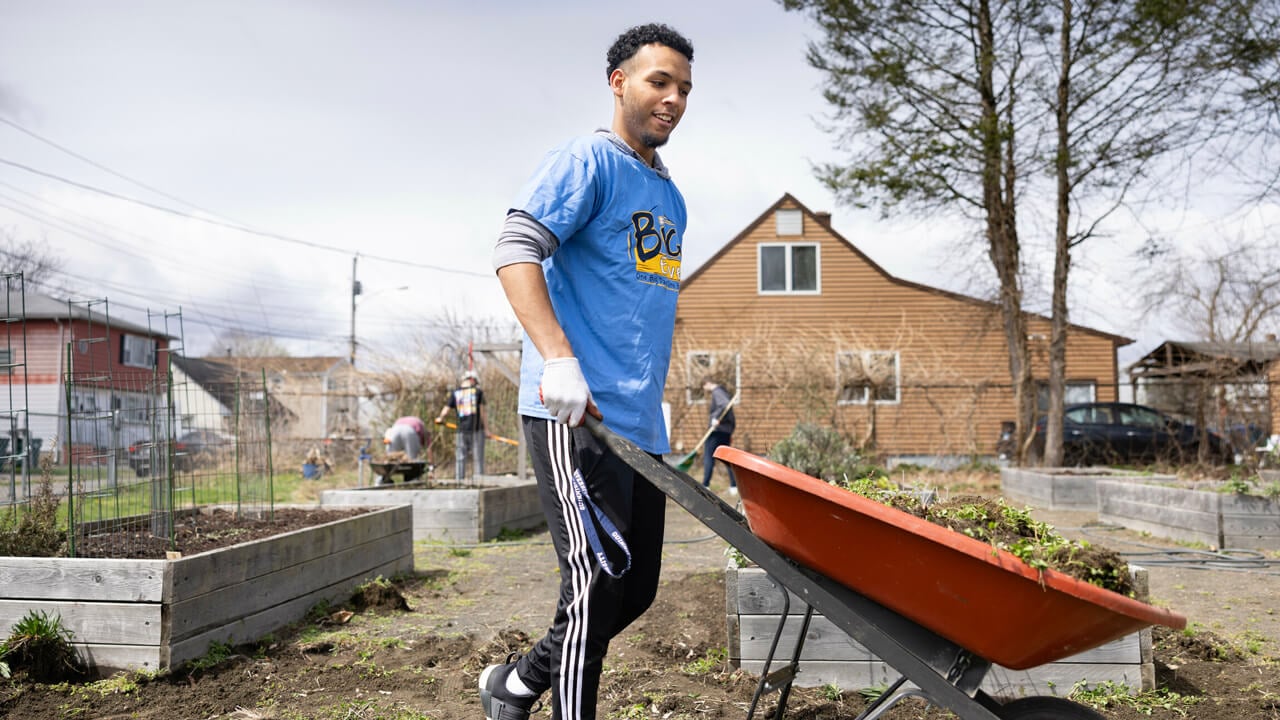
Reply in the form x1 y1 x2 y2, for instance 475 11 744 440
1070 680 1201 716
0 609 85 682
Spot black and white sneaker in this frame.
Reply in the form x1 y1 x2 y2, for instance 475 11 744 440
479 654 541 720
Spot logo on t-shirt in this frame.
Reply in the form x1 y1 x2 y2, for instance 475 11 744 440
630 210 681 291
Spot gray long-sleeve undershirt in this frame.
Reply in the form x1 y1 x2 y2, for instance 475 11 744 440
493 211 558 271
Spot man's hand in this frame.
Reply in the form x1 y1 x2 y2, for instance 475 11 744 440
540 357 595 426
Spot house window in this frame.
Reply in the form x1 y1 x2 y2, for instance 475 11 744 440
837 350 900 404
0 349 10 375
1036 380 1097 412
120 334 157 369
759 243 819 294
685 351 741 405
775 209 803 236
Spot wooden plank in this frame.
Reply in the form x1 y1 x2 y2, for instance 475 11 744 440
0 599 161 645
77 643 164 676
168 529 412 642
166 555 408 669
1099 481 1219 513
736 615 1143 665
736 659 1151 695
168 506 410 602
0 557 165 602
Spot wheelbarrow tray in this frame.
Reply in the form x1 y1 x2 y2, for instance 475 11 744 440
717 445 1187 670
369 460 427 482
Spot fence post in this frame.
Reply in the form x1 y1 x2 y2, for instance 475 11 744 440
262 369 274 523
65 342 76 557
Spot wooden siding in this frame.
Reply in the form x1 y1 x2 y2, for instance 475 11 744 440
671 196 1125 458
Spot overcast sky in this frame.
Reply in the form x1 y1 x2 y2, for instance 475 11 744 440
2 1 1276 370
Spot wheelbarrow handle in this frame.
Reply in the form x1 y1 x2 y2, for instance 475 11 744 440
582 416 749 528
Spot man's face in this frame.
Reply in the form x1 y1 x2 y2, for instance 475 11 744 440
611 43 692 157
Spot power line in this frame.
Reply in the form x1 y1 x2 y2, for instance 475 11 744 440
0 156 493 278
0 114 229 220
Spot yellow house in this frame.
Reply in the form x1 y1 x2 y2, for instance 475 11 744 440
669 194 1131 463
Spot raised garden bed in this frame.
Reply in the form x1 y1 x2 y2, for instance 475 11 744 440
0 504 413 676
726 563 1154 695
319 476 542 542
1098 480 1280 550
1001 467 1176 511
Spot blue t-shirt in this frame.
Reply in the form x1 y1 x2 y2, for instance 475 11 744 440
512 132 686 454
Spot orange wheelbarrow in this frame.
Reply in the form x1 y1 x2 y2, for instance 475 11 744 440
585 417 1186 720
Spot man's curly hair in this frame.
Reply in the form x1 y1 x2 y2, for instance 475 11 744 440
605 23 694 79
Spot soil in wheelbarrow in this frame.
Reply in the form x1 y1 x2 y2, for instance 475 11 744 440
3 473 1280 719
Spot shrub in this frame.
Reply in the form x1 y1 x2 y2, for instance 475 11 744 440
0 457 66 557
767 423 884 484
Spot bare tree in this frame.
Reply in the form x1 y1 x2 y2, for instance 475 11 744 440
208 331 292 358
1038 0 1253 465
1137 236 1280 462
1 228 65 292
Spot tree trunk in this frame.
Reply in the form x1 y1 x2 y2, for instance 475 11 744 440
1045 0 1074 468
977 0 1035 464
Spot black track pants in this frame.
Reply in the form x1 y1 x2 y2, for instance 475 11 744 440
513 416 667 720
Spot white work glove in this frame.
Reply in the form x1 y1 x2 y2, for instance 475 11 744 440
540 357 592 426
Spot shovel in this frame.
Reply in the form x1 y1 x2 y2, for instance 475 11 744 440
672 392 738 472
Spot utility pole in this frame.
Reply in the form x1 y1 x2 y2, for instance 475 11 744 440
349 255 362 369
349 255 362 441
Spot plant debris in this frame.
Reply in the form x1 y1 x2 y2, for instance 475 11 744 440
837 476 1133 595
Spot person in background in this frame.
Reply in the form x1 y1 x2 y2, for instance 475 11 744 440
481 21 694 720
435 370 486 480
701 376 737 495
383 415 426 460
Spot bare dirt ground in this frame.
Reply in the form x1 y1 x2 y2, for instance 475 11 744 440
3 470 1280 719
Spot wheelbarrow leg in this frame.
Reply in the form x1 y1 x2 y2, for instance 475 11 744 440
746 578 815 720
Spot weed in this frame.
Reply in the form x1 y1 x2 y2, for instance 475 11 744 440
724 546 748 568
857 684 889 701
820 683 843 701
1070 679 1201 715
187 641 235 674
682 647 728 675
0 457 66 557
0 609 85 682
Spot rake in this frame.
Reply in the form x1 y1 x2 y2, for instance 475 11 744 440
672 392 738 472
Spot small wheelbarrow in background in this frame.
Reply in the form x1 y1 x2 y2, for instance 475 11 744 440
368 460 429 485
585 417 1186 720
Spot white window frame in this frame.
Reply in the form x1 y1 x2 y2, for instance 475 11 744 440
684 350 741 405
121 334 157 369
837 350 901 405
758 242 820 295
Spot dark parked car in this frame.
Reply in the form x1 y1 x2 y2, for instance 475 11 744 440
1005 402 1232 466
129 431 233 477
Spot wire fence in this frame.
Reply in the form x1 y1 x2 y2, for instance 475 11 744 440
1 285 277 558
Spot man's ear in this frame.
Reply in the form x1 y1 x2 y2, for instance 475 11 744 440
609 68 627 98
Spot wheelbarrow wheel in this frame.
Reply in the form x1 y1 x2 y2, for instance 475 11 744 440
996 696 1105 719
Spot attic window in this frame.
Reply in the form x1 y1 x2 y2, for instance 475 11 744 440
775 209 803 236
759 243 819 294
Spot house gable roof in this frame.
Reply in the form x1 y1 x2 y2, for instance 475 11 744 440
5 291 176 339
681 193 1133 347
